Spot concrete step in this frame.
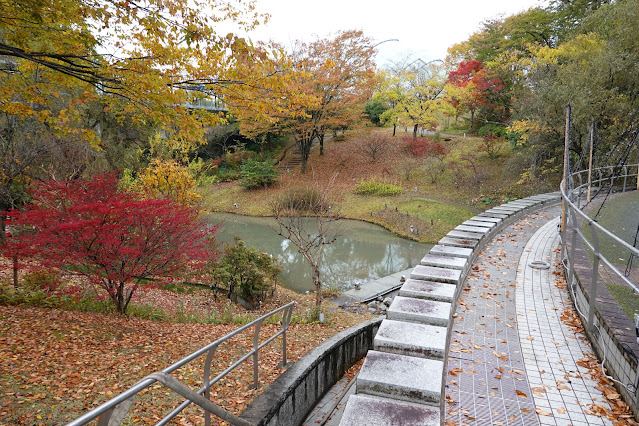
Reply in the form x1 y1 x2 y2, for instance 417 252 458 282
504 200 536 207
478 212 509 219
487 206 519 214
447 229 484 240
438 236 479 249
430 244 474 258
356 350 443 405
525 195 549 201
410 264 461 284
387 295 451 326
339 394 439 426
455 224 492 234
374 319 447 359
469 216 502 224
462 219 495 228
399 278 456 303
420 253 467 270
527 193 559 201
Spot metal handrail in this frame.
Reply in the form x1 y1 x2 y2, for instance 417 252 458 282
67 301 296 426
560 163 639 334
561 164 639 260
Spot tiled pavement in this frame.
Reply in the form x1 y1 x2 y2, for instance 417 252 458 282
517 218 612 426
445 206 614 426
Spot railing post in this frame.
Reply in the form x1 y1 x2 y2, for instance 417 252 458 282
252 319 264 389
568 207 579 290
96 396 136 426
203 345 218 426
561 104 571 233
588 222 601 333
587 121 595 202
281 304 294 367
623 165 628 193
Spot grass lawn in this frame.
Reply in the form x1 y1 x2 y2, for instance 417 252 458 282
607 283 639 319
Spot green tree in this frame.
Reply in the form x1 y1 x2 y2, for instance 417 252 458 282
239 158 279 189
364 99 387 126
212 237 282 303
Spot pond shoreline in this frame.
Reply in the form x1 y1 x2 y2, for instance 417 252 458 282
206 212 433 294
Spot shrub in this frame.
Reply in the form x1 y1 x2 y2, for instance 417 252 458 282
211 237 282 304
402 137 447 158
278 187 328 214
240 158 279 189
478 134 503 159
477 124 507 138
216 169 241 182
353 181 403 196
224 145 254 169
0 280 58 308
22 270 61 293
359 134 390 163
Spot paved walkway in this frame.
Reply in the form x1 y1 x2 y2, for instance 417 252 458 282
445 206 615 425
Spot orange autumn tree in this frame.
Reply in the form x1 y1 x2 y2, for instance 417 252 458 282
0 0 266 146
235 30 377 173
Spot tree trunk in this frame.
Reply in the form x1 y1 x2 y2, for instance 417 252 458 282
392 123 396 136
470 109 475 128
318 133 325 156
298 136 313 174
413 124 418 139
12 254 18 288
313 267 322 308
116 284 126 314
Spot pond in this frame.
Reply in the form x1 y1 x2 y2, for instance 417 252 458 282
205 213 432 293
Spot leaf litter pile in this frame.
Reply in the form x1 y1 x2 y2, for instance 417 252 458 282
0 286 372 425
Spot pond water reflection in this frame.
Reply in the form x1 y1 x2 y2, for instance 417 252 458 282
205 213 432 293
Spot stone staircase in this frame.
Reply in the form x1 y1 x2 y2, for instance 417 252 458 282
339 193 561 426
281 139 316 171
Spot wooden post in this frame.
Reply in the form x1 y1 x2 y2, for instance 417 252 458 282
587 120 594 203
561 104 571 233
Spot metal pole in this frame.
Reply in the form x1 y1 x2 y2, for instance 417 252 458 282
587 121 594 202
203 346 218 426
623 165 628 193
281 304 293 367
252 320 263 389
588 222 600 333
568 207 578 288
562 104 571 233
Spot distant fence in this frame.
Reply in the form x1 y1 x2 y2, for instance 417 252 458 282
560 162 639 414
67 302 295 426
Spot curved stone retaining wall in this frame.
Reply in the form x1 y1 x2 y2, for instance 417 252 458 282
239 317 382 426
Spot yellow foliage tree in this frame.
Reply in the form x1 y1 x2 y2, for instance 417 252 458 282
138 159 201 206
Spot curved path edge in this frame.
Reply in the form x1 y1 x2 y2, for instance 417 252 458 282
338 193 562 425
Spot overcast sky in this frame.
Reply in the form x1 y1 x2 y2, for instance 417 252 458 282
247 0 547 67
